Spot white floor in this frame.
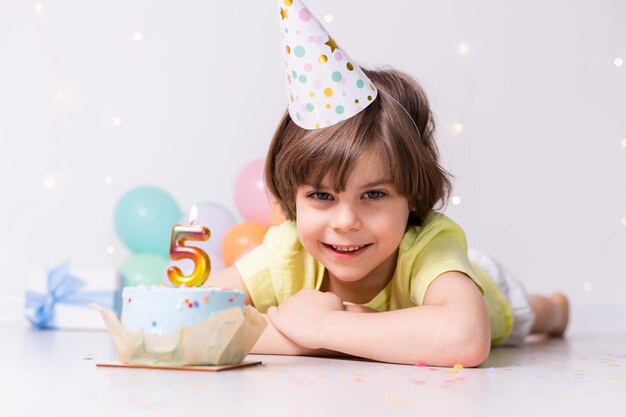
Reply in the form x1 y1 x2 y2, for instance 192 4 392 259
1 320 625 417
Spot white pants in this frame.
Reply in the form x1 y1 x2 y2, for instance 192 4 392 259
468 249 536 346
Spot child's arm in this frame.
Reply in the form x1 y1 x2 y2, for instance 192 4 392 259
208 267 317 356
266 271 492 367
251 314 347 356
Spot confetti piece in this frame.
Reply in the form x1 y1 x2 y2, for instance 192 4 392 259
453 363 464 370
414 361 426 367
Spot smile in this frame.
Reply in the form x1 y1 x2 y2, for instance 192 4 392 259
322 242 371 255
332 244 366 252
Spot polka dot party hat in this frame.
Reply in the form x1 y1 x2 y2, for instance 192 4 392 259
277 0 378 130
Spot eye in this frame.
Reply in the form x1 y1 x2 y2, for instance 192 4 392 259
363 190 387 200
308 191 334 201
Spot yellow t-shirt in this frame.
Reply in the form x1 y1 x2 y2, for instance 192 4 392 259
235 212 514 345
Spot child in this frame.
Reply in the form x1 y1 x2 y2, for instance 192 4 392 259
209 0 568 367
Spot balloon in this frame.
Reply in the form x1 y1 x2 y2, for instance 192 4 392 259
119 253 170 287
234 159 272 225
113 186 181 257
270 202 287 226
207 249 226 275
183 202 237 255
221 222 268 266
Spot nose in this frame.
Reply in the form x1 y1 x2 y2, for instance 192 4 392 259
330 202 362 232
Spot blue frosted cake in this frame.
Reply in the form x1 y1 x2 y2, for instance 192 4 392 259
121 286 245 335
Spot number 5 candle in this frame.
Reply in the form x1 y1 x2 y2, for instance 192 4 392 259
167 205 211 287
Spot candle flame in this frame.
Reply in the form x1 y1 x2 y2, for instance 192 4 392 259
189 205 198 226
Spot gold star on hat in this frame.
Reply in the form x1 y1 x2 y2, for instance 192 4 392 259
276 0 378 130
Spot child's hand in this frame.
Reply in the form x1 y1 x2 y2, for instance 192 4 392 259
266 289 343 349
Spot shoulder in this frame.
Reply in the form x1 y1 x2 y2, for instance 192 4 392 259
397 212 478 306
235 221 302 273
263 221 302 253
400 212 467 252
236 220 305 272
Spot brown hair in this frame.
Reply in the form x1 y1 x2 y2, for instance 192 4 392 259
264 67 452 227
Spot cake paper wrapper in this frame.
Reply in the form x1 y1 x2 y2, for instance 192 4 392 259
92 304 266 366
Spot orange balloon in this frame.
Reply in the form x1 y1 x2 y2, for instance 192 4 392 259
221 222 268 266
270 202 287 226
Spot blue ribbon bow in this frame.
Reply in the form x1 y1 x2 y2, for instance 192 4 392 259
25 261 116 329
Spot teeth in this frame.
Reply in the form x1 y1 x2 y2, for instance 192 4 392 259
331 244 365 252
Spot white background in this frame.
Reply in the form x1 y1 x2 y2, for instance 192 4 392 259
0 0 624 330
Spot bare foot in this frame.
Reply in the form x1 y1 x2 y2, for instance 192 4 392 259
549 292 569 337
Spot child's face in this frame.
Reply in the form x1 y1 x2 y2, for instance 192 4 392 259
295 148 411 286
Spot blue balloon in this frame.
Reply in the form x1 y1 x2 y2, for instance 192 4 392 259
119 253 170 287
114 186 181 257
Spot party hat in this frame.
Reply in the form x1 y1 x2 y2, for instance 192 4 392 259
276 0 378 130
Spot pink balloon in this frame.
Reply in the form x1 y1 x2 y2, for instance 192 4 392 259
234 158 272 225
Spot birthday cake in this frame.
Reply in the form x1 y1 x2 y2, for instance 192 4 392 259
121 286 244 336
94 206 265 365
